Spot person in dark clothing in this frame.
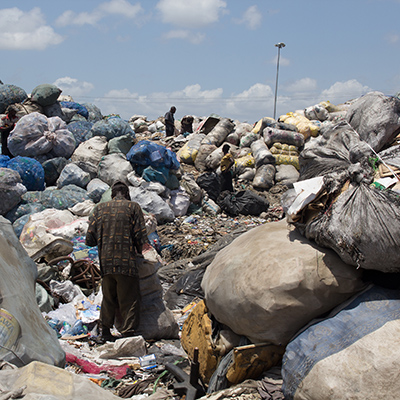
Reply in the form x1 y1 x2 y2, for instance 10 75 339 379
180 115 194 135
220 144 235 192
85 181 148 342
0 107 17 157
164 106 176 137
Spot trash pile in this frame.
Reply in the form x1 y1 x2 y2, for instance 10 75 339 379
1 81 400 399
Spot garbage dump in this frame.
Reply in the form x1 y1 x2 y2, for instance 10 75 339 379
1 81 400 399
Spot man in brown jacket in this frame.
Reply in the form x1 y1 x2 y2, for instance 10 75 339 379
86 181 148 342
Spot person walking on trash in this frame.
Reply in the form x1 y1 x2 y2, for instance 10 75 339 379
85 181 148 343
220 143 235 192
164 106 176 137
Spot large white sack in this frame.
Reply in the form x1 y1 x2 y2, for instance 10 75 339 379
169 188 191 217
71 135 108 178
129 186 175 224
201 219 366 345
0 217 65 367
56 163 90 189
282 285 400 400
19 209 79 258
0 361 117 400
8 112 76 160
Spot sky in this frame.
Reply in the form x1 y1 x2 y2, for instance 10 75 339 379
1 0 400 124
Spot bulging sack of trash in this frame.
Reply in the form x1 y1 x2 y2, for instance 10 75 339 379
218 190 269 217
205 146 225 170
135 255 179 340
201 220 366 346
304 182 400 273
0 217 65 367
127 140 180 170
239 131 258 148
22 184 89 210
194 143 218 172
0 168 26 216
108 133 135 155
71 135 108 179
263 127 305 148
19 208 79 258
0 83 28 114
97 153 133 187
345 91 400 152
235 154 255 175
282 285 400 400
177 133 206 165
82 102 103 122
129 186 175 224
6 156 45 191
251 139 275 168
66 120 93 147
252 164 275 190
180 173 202 204
30 83 62 107
304 104 329 121
42 157 69 187
90 116 135 140
57 163 90 189
8 112 76 160
275 164 299 185
169 188 191 217
86 178 110 203
202 118 235 147
60 101 89 119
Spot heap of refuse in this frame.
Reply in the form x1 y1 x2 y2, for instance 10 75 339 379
1 81 400 400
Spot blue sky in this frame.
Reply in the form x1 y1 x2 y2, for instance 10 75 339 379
1 0 400 124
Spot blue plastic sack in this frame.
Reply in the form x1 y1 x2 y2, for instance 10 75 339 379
12 214 31 238
66 120 93 147
60 101 89 119
126 140 180 170
22 184 89 210
90 116 134 140
6 202 45 223
142 165 169 185
6 156 45 191
0 83 27 114
0 155 10 168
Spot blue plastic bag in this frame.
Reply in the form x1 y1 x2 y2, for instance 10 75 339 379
60 101 89 119
6 156 45 191
126 140 180 170
66 120 93 146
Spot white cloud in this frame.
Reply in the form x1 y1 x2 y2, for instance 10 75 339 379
319 80 372 104
53 77 95 98
385 32 400 44
69 79 374 124
235 5 262 30
56 0 143 27
284 78 318 93
163 30 205 44
271 55 290 67
156 0 227 29
98 0 143 18
0 7 64 50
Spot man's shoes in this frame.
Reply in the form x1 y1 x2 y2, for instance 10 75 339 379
92 334 116 345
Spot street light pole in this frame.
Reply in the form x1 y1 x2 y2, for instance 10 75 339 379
273 42 285 120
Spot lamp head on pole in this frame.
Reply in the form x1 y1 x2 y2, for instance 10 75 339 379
275 42 286 49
